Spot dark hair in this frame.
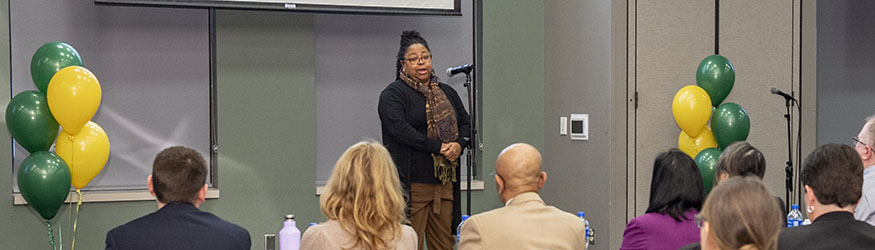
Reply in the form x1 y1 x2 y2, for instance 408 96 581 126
801 143 863 208
715 141 766 185
646 148 705 222
152 146 207 204
703 176 782 250
395 30 430 80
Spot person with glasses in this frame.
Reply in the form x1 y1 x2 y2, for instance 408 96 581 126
778 144 875 249
458 143 587 250
853 115 875 225
699 176 782 250
621 148 704 250
378 30 471 250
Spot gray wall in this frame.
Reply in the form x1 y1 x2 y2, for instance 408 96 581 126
817 0 875 145
542 1 613 250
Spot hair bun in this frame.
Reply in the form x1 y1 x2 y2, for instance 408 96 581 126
401 30 421 40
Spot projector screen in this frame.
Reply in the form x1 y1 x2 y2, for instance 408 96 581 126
96 0 461 15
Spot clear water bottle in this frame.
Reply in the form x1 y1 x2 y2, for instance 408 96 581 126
456 215 470 243
787 204 803 227
279 214 301 250
578 212 591 249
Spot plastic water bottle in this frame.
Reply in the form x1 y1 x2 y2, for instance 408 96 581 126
578 212 591 249
279 214 301 250
456 215 470 243
787 205 803 227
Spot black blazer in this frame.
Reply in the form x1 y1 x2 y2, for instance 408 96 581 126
106 203 250 250
778 211 875 250
378 79 471 233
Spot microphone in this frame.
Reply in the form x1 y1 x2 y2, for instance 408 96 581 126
770 87 796 102
446 64 474 77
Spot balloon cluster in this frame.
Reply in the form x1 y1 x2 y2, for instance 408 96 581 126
7 42 109 221
672 55 750 194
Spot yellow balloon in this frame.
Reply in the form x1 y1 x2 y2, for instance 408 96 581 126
56 121 110 189
47 66 101 135
678 126 718 158
672 85 712 137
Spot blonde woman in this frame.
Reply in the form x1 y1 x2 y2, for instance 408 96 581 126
301 141 417 250
697 176 782 250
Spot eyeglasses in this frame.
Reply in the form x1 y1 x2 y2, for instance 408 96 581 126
403 55 432 63
489 171 501 179
853 136 872 151
695 214 707 228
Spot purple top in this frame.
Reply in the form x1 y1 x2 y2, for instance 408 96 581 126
620 210 700 250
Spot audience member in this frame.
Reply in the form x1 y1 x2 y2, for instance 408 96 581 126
301 141 417 250
458 143 587 250
713 142 787 225
700 176 782 250
714 142 766 184
853 115 875 225
621 148 704 250
778 144 875 249
105 146 250 250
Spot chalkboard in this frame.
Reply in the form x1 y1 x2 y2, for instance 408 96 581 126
10 1 212 191
313 0 475 184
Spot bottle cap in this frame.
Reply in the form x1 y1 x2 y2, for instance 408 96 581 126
461 215 470 221
577 212 586 218
285 214 295 220
791 204 799 210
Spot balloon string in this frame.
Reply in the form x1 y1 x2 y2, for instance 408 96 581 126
47 220 57 250
58 216 63 250
72 189 81 250
67 194 73 250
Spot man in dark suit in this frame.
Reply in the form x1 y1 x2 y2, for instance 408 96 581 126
778 144 875 250
106 146 250 250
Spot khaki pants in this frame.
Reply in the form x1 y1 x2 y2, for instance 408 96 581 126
409 182 454 250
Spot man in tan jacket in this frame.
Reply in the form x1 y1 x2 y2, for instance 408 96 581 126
458 143 588 250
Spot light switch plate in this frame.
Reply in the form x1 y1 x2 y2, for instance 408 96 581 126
264 234 276 250
570 114 588 141
560 116 568 135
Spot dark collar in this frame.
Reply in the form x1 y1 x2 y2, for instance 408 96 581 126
813 211 855 224
158 202 198 213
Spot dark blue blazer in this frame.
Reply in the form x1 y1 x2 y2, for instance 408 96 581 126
106 203 250 250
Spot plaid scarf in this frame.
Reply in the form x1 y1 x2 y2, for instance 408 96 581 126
399 70 459 184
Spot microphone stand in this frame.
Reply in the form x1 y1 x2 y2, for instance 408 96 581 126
462 71 477 216
781 96 796 210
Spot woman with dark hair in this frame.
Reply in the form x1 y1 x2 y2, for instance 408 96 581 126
620 148 705 250
713 141 767 184
680 142 786 250
777 144 875 249
378 30 471 250
699 176 782 250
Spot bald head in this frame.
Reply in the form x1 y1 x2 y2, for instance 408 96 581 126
495 143 545 201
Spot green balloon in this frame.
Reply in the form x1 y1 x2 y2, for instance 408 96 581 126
695 147 722 194
17 151 71 220
6 91 60 153
711 102 751 149
696 54 735 107
30 41 83 93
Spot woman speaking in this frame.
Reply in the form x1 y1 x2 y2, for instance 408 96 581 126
378 30 471 250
